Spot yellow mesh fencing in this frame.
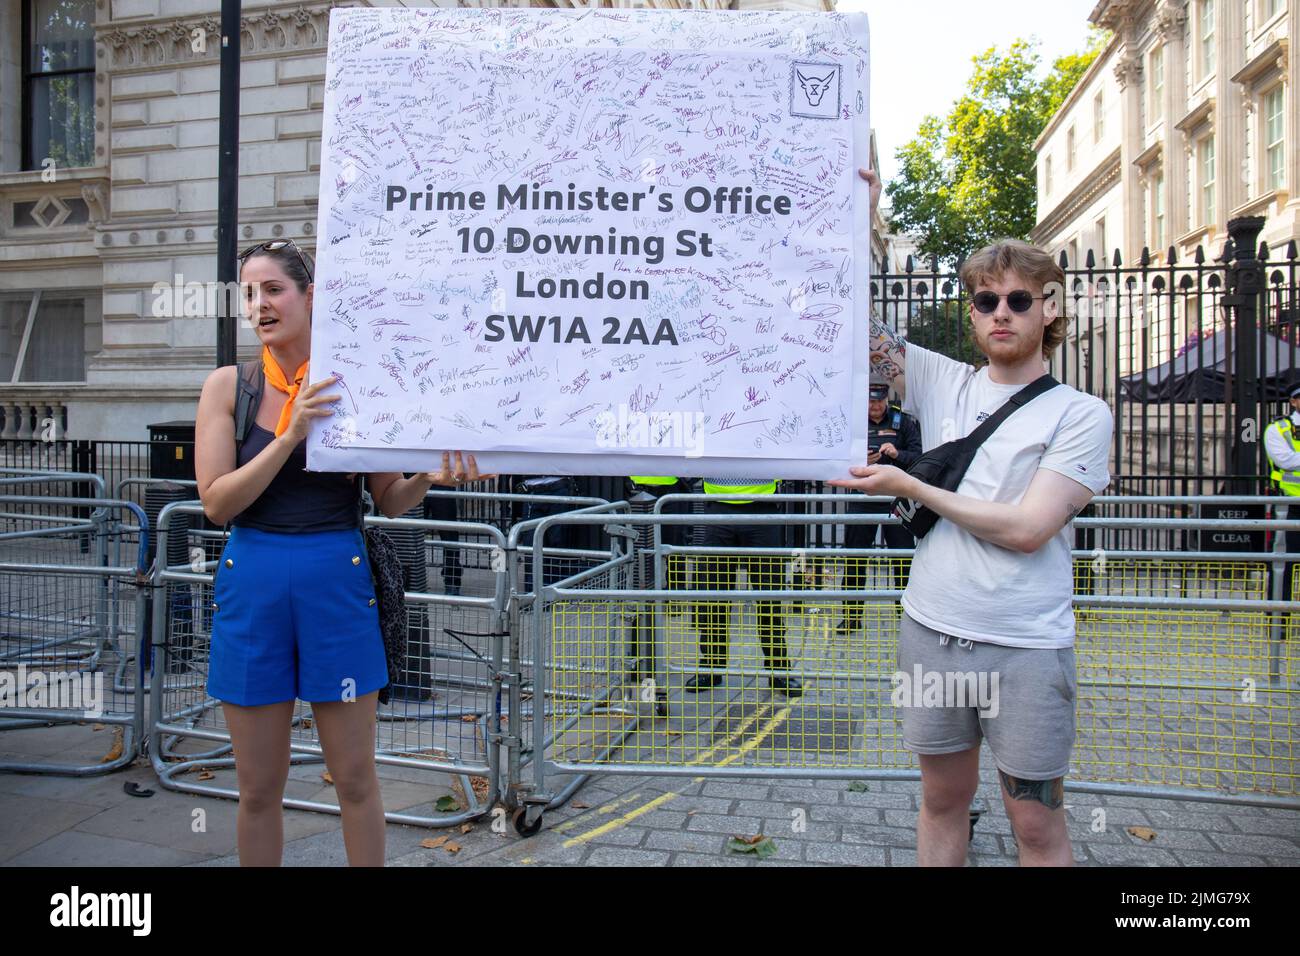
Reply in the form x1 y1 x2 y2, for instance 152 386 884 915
541 553 1298 799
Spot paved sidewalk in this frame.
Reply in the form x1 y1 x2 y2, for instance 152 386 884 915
1 721 1297 867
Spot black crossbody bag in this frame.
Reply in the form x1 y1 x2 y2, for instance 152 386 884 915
232 361 406 704
892 374 1059 539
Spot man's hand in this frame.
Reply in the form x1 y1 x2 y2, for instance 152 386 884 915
829 464 918 499
858 166 882 219
878 442 899 460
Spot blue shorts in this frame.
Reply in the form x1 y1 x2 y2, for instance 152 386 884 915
207 525 388 706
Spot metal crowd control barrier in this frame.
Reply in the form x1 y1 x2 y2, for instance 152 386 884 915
141 488 616 829
509 495 1300 834
147 500 516 827
503 499 636 829
0 492 150 774
1 467 107 497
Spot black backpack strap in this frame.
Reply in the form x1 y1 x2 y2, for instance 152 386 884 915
232 360 264 452
960 374 1059 452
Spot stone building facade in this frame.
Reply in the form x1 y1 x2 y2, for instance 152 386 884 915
1033 0 1298 268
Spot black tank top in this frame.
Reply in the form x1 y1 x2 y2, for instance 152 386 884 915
231 423 360 533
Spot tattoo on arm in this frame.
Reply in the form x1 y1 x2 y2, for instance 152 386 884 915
1063 503 1080 529
868 316 906 384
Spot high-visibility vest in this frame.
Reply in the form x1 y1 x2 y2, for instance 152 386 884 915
702 478 778 504
1268 418 1300 497
629 476 677 486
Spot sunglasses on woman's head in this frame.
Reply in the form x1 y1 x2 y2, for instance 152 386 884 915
971 290 1051 314
237 239 313 281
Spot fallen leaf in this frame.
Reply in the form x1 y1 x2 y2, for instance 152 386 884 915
421 836 449 849
445 841 462 854
196 771 215 781
1127 826 1157 842
322 771 334 785
100 727 124 763
571 802 591 810
469 777 491 801
91 723 106 732
847 781 870 793
726 835 777 859
461 715 477 723
458 823 474 834
436 795 460 812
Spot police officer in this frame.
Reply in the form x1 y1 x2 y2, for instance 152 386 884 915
838 377 923 634
624 476 696 598
1264 384 1300 601
687 477 798 696
423 492 462 596
627 476 690 546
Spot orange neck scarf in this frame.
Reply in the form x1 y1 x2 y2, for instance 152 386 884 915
261 347 309 438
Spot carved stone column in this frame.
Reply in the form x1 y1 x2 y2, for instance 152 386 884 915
1216 0 1248 216
1115 45 1145 257
1290 1 1299 207
1157 1 1189 243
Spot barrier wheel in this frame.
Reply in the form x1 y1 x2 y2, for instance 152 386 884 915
513 807 543 837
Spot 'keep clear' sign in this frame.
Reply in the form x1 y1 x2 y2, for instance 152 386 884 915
307 7 871 479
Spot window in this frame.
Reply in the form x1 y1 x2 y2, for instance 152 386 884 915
1093 91 1104 143
1199 0 1216 80
1095 217 1107 263
1044 155 1053 194
23 0 95 171
1261 0 1283 23
1153 173 1166 249
1068 238 1079 269
1265 86 1285 192
1149 46 1164 120
1200 135 1216 224
0 292 96 383
1067 126 1076 171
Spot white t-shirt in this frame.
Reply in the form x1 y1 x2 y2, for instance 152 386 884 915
899 343 1114 648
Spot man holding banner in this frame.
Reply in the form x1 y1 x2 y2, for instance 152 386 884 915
835 171 1114 866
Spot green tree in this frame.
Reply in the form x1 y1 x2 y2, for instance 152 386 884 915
888 31 1109 266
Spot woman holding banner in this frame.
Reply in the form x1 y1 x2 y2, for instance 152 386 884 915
194 239 484 866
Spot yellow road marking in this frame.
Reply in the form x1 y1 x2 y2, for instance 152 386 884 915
563 699 795 848
552 792 643 833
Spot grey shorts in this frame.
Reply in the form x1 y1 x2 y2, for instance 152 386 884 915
896 612 1077 780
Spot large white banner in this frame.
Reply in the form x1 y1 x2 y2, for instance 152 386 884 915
307 8 871 479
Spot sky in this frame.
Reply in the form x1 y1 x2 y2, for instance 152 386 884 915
836 0 1101 185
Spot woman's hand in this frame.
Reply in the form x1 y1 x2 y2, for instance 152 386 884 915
281 369 342 445
420 451 497 487
828 464 917 499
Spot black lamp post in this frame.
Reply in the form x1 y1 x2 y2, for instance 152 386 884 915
216 0 241 368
